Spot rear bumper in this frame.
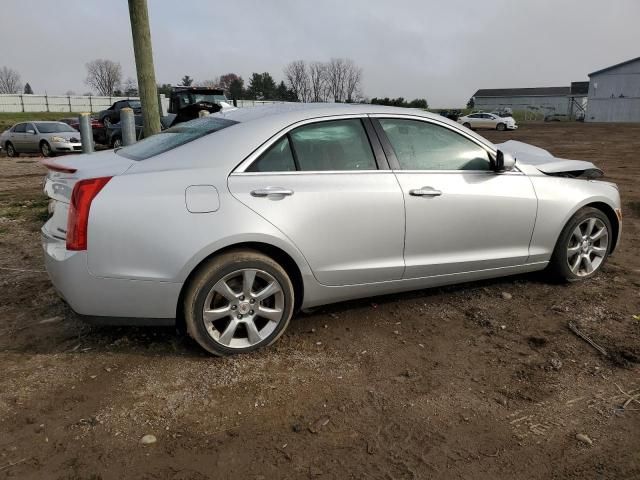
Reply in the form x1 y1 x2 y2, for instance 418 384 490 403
42 228 181 321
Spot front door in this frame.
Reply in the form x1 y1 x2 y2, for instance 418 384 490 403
229 117 406 286
373 116 537 279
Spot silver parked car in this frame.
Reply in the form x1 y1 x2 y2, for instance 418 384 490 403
41 104 621 355
1 121 82 157
457 112 518 131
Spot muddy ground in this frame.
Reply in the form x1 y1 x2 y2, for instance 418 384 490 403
0 122 639 479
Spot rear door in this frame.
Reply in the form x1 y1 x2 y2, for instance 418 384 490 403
228 116 406 286
11 123 27 151
372 115 537 279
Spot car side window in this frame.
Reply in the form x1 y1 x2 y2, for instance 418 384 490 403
13 123 26 133
246 119 377 172
246 136 296 172
289 119 377 171
379 118 491 171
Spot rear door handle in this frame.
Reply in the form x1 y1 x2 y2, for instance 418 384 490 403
250 187 294 197
409 186 442 197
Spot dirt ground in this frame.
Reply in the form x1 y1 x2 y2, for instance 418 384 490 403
1 122 639 479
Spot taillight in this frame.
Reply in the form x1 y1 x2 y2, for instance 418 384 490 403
66 177 112 251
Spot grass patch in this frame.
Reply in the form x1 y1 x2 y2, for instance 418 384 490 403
0 195 49 225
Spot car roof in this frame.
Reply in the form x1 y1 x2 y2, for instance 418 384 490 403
215 102 439 124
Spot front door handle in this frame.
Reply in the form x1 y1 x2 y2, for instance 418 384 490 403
409 186 442 197
250 187 294 197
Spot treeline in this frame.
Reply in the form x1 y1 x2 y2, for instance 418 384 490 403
371 97 428 109
159 57 365 103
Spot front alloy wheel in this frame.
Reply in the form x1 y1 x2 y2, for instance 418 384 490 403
550 207 612 281
184 250 295 355
566 217 609 277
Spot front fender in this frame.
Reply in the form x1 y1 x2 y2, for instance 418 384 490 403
527 175 621 262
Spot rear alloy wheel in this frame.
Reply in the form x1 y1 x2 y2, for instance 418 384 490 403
40 141 54 157
5 142 18 157
102 116 111 127
184 250 295 355
496 122 506 131
112 137 122 149
549 207 611 281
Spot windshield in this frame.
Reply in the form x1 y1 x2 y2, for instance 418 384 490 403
115 116 239 161
35 123 76 133
176 92 228 108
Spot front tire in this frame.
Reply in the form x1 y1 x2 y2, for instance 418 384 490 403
184 250 295 356
549 207 612 281
5 142 18 157
40 141 54 157
496 122 506 131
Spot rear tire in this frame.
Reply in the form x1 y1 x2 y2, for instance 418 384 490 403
102 116 112 127
496 123 506 131
463 122 471 129
5 142 18 157
184 250 295 356
548 207 612 282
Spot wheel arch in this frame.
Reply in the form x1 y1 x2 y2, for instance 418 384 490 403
175 241 306 332
583 201 620 253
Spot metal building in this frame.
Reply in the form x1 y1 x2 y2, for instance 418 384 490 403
472 83 588 119
586 56 640 122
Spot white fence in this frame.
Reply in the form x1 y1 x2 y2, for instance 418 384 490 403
0 94 285 113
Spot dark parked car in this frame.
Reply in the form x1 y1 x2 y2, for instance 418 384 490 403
60 116 107 145
97 100 142 127
106 115 144 148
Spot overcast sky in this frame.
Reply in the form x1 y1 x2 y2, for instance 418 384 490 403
2 0 639 107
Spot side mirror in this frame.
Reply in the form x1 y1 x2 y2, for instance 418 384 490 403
27 129 36 135
495 149 516 172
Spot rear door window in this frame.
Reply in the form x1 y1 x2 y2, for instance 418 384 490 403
13 123 26 133
247 118 378 172
290 119 376 171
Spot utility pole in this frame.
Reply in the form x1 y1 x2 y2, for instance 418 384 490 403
128 0 161 137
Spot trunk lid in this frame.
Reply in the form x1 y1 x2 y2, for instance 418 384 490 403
42 150 134 240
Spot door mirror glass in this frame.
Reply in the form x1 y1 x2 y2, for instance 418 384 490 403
495 150 516 171
27 129 36 135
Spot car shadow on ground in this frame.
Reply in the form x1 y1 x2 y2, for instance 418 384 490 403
3 270 557 358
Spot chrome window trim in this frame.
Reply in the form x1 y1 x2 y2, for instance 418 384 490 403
233 114 375 174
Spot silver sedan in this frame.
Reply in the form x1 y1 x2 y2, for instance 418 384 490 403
1 121 82 157
41 104 621 355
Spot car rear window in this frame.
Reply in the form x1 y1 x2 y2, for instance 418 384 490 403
115 116 239 161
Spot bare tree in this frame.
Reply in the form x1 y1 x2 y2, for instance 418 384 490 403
284 60 310 102
326 58 349 102
123 77 138 96
0 66 22 94
85 59 122 96
201 78 220 88
344 59 362 103
309 61 328 102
